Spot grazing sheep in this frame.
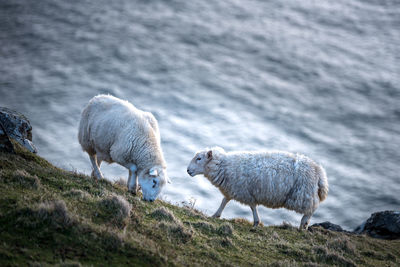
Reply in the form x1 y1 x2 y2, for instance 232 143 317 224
78 94 169 201
187 147 328 229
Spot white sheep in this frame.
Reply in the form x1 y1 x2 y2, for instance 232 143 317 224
78 94 169 201
187 147 328 229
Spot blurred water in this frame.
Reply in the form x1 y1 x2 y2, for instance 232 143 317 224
1 0 399 229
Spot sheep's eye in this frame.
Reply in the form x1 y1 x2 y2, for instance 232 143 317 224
196 157 201 161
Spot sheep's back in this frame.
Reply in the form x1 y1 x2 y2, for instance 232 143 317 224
80 95 148 157
224 151 319 212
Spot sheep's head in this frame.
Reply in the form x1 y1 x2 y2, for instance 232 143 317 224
138 166 169 202
187 149 213 177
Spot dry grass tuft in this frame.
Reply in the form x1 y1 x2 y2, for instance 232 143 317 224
277 221 297 230
275 240 290 250
220 236 233 247
157 221 193 243
37 200 73 229
233 218 252 226
179 206 207 219
210 236 234 248
13 169 40 189
312 245 356 267
113 177 127 187
150 207 177 223
361 250 397 262
98 194 131 229
217 222 233 236
101 230 125 251
176 200 207 219
270 231 280 241
63 189 91 200
192 221 216 234
327 236 357 256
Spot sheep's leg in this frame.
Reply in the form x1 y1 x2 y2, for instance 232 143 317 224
212 197 230 218
89 154 103 180
250 205 261 227
126 164 138 194
91 156 102 177
300 214 312 230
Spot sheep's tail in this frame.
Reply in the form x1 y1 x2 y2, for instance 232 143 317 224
316 164 329 202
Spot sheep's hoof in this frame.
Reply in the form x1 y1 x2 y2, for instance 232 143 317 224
129 189 138 195
211 214 220 219
91 171 103 180
299 223 309 230
92 174 103 180
253 221 259 227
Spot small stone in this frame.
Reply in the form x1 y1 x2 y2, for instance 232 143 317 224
311 221 348 232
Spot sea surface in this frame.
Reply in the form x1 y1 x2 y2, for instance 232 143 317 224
1 0 399 230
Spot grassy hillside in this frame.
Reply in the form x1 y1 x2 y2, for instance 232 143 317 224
0 144 399 266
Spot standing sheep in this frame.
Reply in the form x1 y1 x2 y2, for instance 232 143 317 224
78 94 169 202
187 147 328 229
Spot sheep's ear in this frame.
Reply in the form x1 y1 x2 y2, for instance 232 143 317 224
207 150 213 159
149 167 158 177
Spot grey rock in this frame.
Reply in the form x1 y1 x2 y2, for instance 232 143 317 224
311 221 349 233
354 210 400 240
0 107 37 153
0 121 15 153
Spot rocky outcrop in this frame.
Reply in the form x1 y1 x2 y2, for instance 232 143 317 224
0 107 37 153
311 211 400 240
354 211 400 240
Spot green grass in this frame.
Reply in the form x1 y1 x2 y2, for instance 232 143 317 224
0 143 399 266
